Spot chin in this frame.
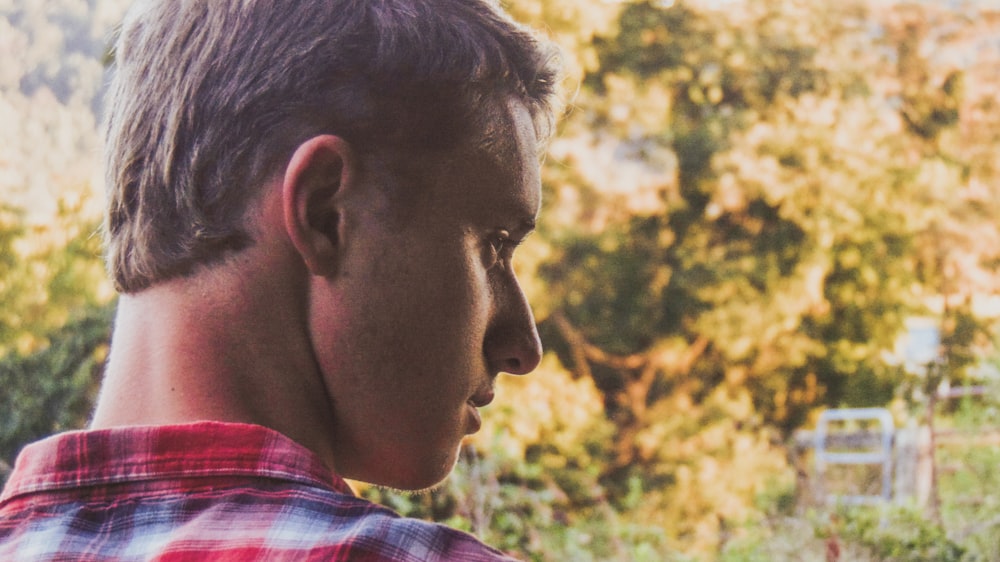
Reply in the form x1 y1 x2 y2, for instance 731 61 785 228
374 471 455 495
392 477 452 496
367 444 463 493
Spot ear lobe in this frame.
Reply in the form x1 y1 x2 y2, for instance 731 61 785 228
282 135 357 278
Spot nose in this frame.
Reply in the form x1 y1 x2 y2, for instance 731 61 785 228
485 277 543 376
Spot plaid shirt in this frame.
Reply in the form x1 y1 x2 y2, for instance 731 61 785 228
0 422 518 561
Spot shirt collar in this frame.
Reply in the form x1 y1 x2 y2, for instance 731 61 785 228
1 421 353 503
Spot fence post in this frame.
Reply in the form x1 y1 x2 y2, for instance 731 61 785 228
916 424 934 512
893 425 918 503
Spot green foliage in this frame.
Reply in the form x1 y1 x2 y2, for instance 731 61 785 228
0 205 35 351
717 506 967 562
606 386 797 553
534 16 933 543
540 216 679 356
0 199 112 482
932 381 1000 561
827 506 965 562
0 200 109 356
363 362 798 558
0 303 113 468
525 0 1000 557
360 361 686 560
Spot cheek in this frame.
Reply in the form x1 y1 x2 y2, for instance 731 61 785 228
308 238 493 393
410 240 491 336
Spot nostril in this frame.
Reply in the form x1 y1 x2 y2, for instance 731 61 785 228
501 332 541 376
487 335 540 376
485 311 543 376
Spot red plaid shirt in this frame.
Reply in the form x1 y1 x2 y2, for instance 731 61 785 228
0 422 518 561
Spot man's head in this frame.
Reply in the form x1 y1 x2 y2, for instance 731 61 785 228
294 97 546 489
104 0 559 293
100 0 560 490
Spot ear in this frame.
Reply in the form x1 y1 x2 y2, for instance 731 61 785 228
282 135 357 277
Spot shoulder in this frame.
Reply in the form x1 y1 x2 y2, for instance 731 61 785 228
314 499 518 561
2 480 520 562
183 482 521 562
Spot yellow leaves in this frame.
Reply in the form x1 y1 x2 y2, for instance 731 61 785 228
631 384 794 554
707 85 724 105
788 372 819 407
512 231 554 321
686 83 706 105
505 0 622 84
674 65 695 83
693 253 837 364
547 129 676 225
472 354 611 461
0 195 110 356
599 72 674 131
639 28 658 47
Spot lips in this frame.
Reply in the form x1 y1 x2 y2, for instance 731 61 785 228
469 387 495 408
466 386 495 434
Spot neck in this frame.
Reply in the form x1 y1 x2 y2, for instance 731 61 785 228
90 256 338 469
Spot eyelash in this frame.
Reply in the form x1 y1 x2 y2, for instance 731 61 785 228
488 231 516 269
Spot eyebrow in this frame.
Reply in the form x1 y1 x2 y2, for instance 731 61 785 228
507 216 536 238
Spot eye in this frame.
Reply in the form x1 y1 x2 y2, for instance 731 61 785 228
486 230 513 269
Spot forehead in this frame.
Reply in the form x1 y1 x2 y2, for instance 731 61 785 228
379 99 542 227
474 100 542 215
473 101 541 226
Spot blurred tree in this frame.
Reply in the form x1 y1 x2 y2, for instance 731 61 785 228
515 0 1000 552
884 2 1000 382
0 200 113 481
0 303 112 469
540 0 905 462
0 199 110 356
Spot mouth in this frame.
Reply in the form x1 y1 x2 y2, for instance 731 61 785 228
468 388 495 409
465 385 495 434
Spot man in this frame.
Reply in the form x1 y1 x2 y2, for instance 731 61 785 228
0 0 560 559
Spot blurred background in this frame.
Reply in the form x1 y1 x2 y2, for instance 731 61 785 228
3 0 1000 560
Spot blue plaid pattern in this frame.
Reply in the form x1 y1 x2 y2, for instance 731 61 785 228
0 422 518 561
